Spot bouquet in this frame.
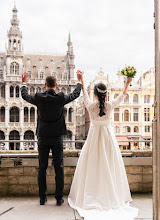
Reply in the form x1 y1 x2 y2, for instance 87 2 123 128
121 66 136 78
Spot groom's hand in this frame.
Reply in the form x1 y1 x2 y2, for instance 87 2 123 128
22 72 29 83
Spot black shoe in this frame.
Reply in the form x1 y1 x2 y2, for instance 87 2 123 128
40 197 47 205
56 198 64 206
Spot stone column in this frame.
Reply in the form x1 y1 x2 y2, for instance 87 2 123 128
153 1 160 218
5 84 9 150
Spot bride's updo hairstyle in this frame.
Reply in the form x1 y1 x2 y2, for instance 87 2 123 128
94 83 107 117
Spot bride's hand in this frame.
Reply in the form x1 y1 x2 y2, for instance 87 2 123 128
76 70 84 81
127 77 132 84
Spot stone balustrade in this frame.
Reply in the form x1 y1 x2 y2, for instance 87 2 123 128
0 150 152 196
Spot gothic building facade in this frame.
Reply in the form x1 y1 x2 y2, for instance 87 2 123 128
0 6 77 150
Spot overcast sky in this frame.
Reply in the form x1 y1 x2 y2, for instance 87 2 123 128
0 0 154 84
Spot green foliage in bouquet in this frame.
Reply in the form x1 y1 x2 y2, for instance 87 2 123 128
121 66 137 78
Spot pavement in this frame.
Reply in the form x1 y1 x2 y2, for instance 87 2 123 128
0 193 152 220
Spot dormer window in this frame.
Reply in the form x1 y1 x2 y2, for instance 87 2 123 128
40 72 44 79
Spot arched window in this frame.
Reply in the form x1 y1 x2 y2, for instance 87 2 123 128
24 130 34 140
124 110 129 121
134 126 139 132
0 107 5 122
30 86 35 96
30 107 35 122
13 39 16 49
37 87 41 92
16 86 19 98
133 94 138 103
24 107 29 122
114 108 119 121
10 86 14 97
69 108 73 122
67 88 71 94
10 62 19 75
10 107 19 122
1 85 5 98
0 130 5 140
114 126 120 133
124 94 129 103
61 87 66 94
114 94 119 99
123 126 131 133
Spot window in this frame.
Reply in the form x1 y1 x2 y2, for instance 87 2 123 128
144 95 150 103
114 108 119 121
37 87 41 92
114 94 119 99
0 107 5 122
134 126 139 132
144 108 150 121
16 86 19 98
30 87 35 96
123 126 131 133
1 85 5 98
69 108 73 122
0 70 3 79
40 72 44 79
61 87 66 94
24 107 28 122
114 126 120 133
124 94 129 103
124 110 129 121
24 130 34 140
10 62 19 75
30 107 35 122
145 125 150 132
10 107 19 122
0 130 5 140
133 108 139 121
133 94 138 103
10 86 14 97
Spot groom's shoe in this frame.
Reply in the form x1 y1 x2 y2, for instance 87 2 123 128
56 198 64 206
40 197 47 205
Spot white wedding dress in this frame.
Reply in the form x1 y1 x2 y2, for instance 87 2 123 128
68 89 139 220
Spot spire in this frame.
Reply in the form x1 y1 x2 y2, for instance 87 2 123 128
7 4 23 56
67 32 72 53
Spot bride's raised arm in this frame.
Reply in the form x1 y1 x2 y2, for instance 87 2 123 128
110 77 132 109
81 75 92 110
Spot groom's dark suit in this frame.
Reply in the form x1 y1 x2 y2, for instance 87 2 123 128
21 83 82 200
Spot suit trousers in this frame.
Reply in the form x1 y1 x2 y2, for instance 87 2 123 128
37 136 64 200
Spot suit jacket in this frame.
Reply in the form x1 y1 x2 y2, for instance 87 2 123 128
21 83 82 138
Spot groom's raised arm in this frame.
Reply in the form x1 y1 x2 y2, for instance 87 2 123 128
21 85 37 106
63 82 82 105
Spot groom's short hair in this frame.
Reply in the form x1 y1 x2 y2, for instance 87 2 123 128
46 76 56 88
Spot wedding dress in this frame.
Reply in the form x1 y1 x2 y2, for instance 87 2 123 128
68 89 139 220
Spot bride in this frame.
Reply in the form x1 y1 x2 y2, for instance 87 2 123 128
68 71 139 220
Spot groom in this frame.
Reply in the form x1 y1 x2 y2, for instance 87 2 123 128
21 71 82 205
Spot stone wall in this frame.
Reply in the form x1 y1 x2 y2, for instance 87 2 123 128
0 150 152 196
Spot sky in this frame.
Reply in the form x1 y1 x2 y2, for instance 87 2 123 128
0 0 154 84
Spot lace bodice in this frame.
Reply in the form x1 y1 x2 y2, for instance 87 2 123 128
83 89 125 121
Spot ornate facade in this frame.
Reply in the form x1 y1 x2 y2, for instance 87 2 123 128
0 6 77 150
76 68 154 150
